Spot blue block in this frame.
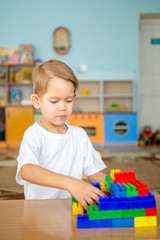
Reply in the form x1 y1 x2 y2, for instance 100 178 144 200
77 214 112 229
99 196 133 211
104 113 138 143
110 182 126 197
133 192 156 209
99 192 156 211
112 218 134 227
91 182 101 190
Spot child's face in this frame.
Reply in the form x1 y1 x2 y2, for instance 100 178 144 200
38 77 76 129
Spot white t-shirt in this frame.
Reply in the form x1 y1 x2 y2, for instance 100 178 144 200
16 123 106 199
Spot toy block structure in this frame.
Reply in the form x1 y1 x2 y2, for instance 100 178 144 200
72 170 157 229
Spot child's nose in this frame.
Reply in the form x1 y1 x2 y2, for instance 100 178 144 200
59 100 66 110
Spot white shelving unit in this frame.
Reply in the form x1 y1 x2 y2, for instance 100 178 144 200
74 80 134 113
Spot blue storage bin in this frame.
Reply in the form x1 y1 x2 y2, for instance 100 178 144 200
104 113 138 143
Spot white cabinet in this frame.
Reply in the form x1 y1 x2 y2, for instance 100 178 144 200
74 80 134 113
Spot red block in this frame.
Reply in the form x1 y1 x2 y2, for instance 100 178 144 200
145 208 157 216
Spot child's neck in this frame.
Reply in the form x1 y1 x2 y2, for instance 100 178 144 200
39 120 67 134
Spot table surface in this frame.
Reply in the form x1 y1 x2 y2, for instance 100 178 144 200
0 197 159 240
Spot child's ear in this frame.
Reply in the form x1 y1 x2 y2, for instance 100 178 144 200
31 94 40 109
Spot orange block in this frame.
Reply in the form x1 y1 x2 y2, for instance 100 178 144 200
69 113 104 143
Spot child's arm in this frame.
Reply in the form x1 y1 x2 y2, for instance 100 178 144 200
88 171 106 183
21 164 105 210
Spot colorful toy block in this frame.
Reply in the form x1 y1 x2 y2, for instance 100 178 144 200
72 169 157 229
134 216 157 227
72 202 84 216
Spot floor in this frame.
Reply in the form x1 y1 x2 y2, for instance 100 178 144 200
0 144 160 199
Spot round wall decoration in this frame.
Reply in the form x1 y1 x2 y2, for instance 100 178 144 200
53 27 70 55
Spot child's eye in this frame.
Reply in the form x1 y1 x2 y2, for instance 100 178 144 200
51 101 58 104
66 100 73 103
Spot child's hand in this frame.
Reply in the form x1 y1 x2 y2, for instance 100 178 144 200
68 179 105 210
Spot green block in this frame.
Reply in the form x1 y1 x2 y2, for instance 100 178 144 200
122 208 145 218
88 205 122 220
122 183 138 197
127 183 138 197
105 175 113 193
72 197 78 203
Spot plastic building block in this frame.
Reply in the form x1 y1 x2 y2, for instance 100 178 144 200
133 192 156 209
110 182 126 197
73 170 157 229
112 217 134 227
134 216 157 227
122 183 138 197
105 175 113 193
98 191 156 211
122 208 145 218
145 207 157 216
77 214 112 229
77 215 134 228
91 182 101 190
88 205 122 220
72 202 84 216
100 182 108 192
110 169 121 181
72 197 78 203
99 196 133 211
114 171 148 196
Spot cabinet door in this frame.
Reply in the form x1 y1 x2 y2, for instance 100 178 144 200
6 106 34 148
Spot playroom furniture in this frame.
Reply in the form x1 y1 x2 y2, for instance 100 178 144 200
70 79 137 144
5 105 34 148
0 63 34 148
69 113 104 143
0 197 159 239
74 80 134 113
104 113 138 144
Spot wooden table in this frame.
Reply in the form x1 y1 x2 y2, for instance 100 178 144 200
0 197 159 240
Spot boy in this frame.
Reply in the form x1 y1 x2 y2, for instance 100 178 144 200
16 59 106 210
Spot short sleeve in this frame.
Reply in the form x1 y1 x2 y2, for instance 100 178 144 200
83 131 106 177
16 128 41 185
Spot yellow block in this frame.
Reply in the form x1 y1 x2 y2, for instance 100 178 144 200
72 202 84 216
100 182 108 192
110 169 121 181
134 216 157 227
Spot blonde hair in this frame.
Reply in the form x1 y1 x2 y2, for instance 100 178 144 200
32 59 78 96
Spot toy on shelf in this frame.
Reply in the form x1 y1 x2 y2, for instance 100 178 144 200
72 169 157 229
0 67 6 83
19 44 34 64
81 89 88 96
108 103 127 113
0 94 7 106
138 126 154 146
10 88 22 104
21 68 33 83
10 67 33 84
153 129 160 145
0 45 34 64
0 46 19 64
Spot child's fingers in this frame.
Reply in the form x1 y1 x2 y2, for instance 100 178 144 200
81 199 88 211
93 187 105 197
85 195 97 206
